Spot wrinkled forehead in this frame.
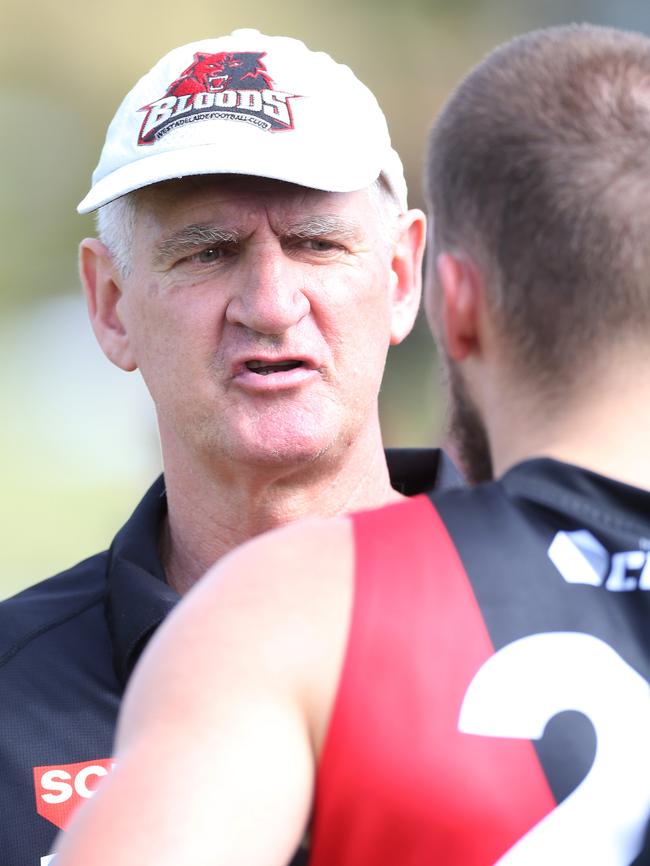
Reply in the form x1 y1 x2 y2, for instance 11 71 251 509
134 174 377 233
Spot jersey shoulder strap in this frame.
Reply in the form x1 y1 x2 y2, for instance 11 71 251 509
310 492 555 866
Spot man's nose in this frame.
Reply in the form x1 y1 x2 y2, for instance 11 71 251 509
225 246 311 335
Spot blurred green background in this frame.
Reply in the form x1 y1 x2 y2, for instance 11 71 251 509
1 0 647 597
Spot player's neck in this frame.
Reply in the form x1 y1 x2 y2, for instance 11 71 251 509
489 352 650 490
158 421 399 595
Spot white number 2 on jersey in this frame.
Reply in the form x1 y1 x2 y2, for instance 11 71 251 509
459 633 650 865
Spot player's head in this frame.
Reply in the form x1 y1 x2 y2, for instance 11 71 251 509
78 30 425 470
424 23 650 482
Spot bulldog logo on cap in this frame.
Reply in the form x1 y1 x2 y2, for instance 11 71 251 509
138 51 298 144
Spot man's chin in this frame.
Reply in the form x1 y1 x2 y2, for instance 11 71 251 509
233 438 329 468
218 420 337 471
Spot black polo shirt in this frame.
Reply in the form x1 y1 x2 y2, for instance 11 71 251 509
0 448 462 866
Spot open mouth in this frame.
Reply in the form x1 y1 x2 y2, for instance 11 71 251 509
245 359 306 376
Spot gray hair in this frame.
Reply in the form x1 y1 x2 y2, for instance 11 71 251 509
95 193 138 278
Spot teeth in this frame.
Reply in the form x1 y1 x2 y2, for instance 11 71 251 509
247 359 298 368
245 359 303 374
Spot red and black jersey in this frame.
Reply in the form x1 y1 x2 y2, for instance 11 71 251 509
309 458 650 866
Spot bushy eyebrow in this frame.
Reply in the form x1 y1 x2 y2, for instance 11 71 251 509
153 225 240 268
282 215 362 243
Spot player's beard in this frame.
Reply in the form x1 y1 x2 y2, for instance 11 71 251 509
444 360 493 486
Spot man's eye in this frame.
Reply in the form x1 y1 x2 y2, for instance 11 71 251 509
198 248 219 262
303 239 340 252
191 247 230 264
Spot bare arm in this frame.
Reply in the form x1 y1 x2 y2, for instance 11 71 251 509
54 517 355 866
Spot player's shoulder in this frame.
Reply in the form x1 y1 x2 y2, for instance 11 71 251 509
128 517 356 726
199 515 354 615
239 514 353 572
147 516 354 675
0 551 109 660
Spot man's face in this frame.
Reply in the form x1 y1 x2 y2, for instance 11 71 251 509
115 175 406 470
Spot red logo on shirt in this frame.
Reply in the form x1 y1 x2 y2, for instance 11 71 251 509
33 758 115 830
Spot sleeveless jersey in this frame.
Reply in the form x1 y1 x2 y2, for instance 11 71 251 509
308 458 650 866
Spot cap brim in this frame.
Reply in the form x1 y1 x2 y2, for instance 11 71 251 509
78 141 387 214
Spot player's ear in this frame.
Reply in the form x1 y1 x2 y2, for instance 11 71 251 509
388 209 426 346
79 238 137 372
436 250 484 362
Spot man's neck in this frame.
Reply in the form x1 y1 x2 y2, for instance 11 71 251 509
159 424 400 595
488 353 650 490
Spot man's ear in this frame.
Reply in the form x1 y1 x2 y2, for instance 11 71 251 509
436 251 485 362
79 238 137 372
388 209 427 346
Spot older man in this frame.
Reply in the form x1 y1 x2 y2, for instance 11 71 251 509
0 28 461 866
57 22 650 866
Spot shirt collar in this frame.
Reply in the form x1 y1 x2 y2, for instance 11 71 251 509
501 457 650 541
106 476 180 685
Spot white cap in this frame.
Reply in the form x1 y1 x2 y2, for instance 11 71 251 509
77 29 407 213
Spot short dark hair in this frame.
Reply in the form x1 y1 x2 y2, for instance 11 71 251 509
427 24 650 387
